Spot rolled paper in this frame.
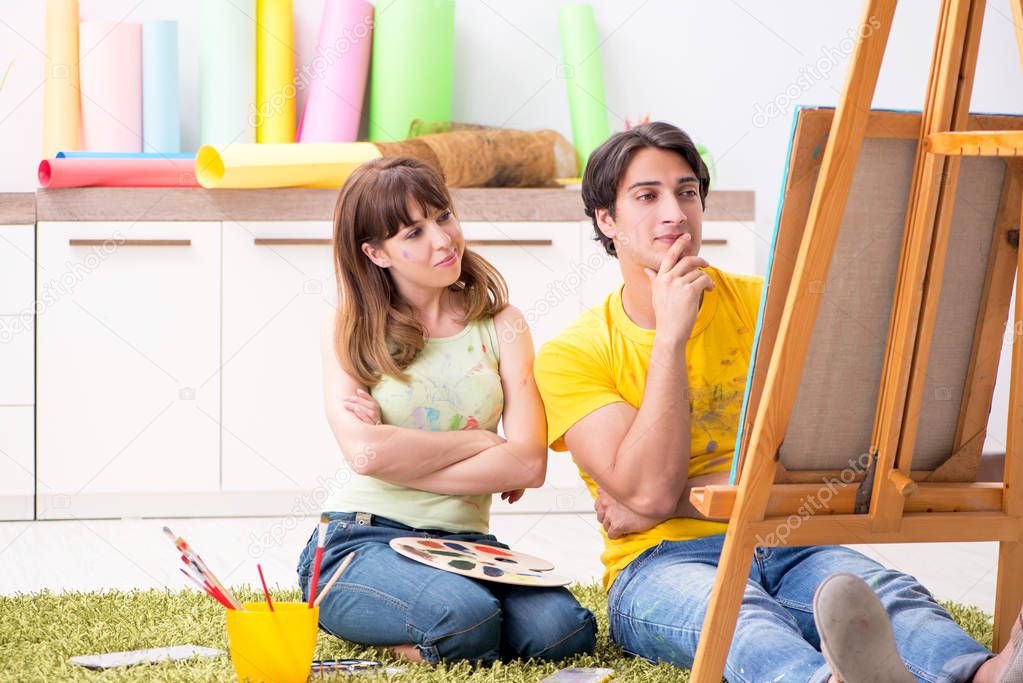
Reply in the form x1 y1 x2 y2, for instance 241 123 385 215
195 142 382 188
56 151 193 159
142 20 181 153
38 157 199 188
79 21 142 152
368 0 454 142
256 0 295 143
558 4 611 172
296 0 373 143
199 0 256 145
42 0 81 158
377 128 578 187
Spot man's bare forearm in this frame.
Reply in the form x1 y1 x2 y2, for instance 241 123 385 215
610 337 693 515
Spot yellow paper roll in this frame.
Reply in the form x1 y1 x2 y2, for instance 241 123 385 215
256 0 296 143
195 142 382 188
43 0 81 157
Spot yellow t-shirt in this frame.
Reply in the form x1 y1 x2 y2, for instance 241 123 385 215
534 265 763 590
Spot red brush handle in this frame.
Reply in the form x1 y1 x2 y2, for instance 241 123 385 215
308 547 325 608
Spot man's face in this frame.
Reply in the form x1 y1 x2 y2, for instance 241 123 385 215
596 147 704 272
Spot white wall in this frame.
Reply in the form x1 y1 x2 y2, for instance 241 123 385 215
1 1 1020 451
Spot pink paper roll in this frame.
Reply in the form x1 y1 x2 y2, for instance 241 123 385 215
38 158 198 188
296 0 374 142
79 21 142 151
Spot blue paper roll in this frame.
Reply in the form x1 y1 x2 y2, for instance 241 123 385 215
142 20 181 154
55 151 194 159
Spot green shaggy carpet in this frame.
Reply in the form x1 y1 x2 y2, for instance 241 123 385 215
0 584 993 682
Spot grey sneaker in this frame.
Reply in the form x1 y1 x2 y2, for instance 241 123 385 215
813 573 915 683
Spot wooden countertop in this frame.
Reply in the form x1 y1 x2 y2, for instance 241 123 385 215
0 193 36 225
33 188 755 223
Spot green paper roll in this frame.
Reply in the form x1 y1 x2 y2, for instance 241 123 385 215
199 0 256 145
558 3 611 172
368 0 454 142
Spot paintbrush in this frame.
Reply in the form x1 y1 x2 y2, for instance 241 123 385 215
163 526 244 610
307 513 330 608
313 552 355 608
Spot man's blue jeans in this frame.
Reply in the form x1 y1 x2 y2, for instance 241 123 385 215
608 534 992 683
296 512 597 664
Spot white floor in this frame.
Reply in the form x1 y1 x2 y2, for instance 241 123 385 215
0 512 999 614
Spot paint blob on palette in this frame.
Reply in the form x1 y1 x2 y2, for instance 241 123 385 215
388 537 571 587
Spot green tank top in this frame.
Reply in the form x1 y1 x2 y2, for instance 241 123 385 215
322 317 504 533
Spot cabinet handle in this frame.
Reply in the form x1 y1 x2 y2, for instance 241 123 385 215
69 239 191 247
704 238 728 246
467 239 553 247
254 238 331 246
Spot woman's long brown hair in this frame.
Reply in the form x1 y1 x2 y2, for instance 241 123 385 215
332 156 508 387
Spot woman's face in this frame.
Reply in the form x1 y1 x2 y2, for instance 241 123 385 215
361 198 465 292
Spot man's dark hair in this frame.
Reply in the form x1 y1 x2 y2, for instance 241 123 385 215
581 121 710 257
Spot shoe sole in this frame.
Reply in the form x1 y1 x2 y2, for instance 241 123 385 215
813 573 915 683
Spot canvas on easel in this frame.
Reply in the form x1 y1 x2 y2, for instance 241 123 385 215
687 0 1023 681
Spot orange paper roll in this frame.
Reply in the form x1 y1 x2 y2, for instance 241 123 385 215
42 0 82 158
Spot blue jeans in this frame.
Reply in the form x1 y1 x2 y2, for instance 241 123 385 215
608 534 992 683
296 512 596 664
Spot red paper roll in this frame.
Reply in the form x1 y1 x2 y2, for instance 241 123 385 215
38 157 199 188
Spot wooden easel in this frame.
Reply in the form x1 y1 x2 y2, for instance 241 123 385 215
688 1 1023 681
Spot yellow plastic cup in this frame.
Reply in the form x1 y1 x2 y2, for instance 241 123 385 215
225 602 318 683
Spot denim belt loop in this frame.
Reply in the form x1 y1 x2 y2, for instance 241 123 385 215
355 512 372 526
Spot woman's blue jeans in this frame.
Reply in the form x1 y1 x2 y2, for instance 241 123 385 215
296 511 597 665
608 534 992 683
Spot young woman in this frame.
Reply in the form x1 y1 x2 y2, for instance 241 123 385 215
297 156 596 664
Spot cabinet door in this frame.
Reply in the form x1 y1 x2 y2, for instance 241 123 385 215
0 224 35 405
221 221 340 492
0 406 33 520
36 222 220 518
462 221 587 350
0 224 34 313
462 221 587 494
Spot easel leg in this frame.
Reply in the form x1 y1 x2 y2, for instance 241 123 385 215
995 541 1023 650
996 167 1023 650
689 535 756 683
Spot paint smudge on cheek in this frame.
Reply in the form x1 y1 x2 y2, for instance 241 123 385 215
401 249 411 260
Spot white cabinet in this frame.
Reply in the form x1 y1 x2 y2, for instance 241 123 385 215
220 221 340 492
0 224 35 405
27 192 761 518
0 407 33 520
0 224 35 312
36 222 221 518
463 221 592 348
0 223 35 519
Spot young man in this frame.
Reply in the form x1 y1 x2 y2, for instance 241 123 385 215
534 121 1022 683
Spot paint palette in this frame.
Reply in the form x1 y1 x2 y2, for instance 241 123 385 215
388 537 571 587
